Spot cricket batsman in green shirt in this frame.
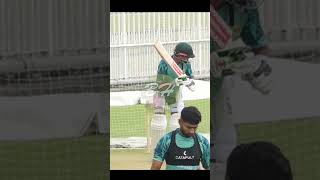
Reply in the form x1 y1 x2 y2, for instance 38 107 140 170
210 0 273 177
150 42 196 155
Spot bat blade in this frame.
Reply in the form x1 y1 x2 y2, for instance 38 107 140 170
154 41 185 78
210 5 232 49
210 4 233 78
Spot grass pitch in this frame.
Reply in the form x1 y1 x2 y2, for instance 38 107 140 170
0 135 107 180
237 118 320 180
110 99 210 138
111 118 320 180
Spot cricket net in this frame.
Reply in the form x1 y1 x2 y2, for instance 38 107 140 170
110 78 210 150
214 41 320 180
0 54 108 180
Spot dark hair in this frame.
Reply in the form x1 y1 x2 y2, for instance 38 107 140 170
226 141 292 180
180 106 201 125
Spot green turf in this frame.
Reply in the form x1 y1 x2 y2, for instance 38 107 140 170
110 117 320 180
110 149 153 170
110 99 210 138
237 118 320 180
0 135 108 180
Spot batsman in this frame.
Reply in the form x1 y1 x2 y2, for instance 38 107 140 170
151 42 196 154
211 0 273 175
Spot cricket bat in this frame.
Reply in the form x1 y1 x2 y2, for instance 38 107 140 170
211 4 232 77
154 41 187 79
210 4 232 49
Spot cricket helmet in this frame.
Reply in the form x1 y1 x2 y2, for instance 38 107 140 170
174 42 195 58
226 0 264 10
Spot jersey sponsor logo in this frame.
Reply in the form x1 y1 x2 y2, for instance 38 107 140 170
175 151 195 160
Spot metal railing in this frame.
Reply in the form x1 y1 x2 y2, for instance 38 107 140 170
110 12 210 83
259 0 320 42
0 0 107 57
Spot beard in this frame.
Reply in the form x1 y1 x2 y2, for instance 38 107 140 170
180 129 194 138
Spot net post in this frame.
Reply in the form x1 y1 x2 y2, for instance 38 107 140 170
141 90 154 153
146 103 152 153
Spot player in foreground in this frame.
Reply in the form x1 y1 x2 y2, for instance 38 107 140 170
150 106 210 170
150 42 196 154
226 141 292 180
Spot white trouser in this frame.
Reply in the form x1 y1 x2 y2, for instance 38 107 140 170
211 76 237 180
169 87 184 114
169 87 184 130
153 87 184 114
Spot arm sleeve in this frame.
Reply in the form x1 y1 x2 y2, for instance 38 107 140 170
157 60 168 75
185 63 193 78
153 134 171 162
156 60 170 85
200 136 210 170
241 9 268 49
210 39 221 52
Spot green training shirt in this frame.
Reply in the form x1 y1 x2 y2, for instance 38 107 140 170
156 59 193 105
153 129 210 170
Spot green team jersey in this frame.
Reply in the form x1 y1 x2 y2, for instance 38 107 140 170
211 3 268 96
156 59 193 105
153 129 210 170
